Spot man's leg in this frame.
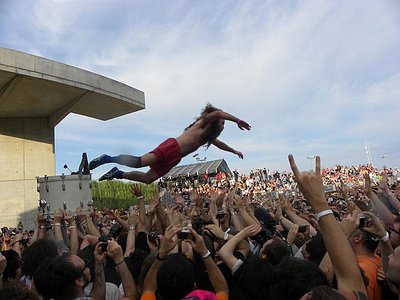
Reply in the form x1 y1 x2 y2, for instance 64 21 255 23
89 153 158 170
99 168 160 184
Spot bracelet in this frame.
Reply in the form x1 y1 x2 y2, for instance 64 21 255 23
137 196 144 200
202 250 211 259
54 223 61 226
115 260 124 266
39 225 45 229
373 231 389 243
156 252 166 261
315 209 333 221
69 225 76 229
224 228 231 241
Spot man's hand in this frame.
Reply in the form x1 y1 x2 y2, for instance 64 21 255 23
361 211 387 239
186 227 208 256
64 210 75 225
288 154 328 212
234 150 244 159
340 210 360 238
204 224 225 240
94 242 107 265
287 224 299 245
379 172 390 194
363 173 373 196
107 240 124 264
238 224 262 239
54 209 64 223
130 184 143 198
237 119 251 131
159 224 182 258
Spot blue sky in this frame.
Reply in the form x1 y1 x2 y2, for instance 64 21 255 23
1 0 399 179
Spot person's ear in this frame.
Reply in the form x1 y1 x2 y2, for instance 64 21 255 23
75 276 86 288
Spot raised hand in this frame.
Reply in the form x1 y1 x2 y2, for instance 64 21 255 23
159 224 182 258
363 173 373 196
287 224 299 245
64 210 75 225
361 211 387 239
204 224 225 240
378 172 390 194
239 224 262 238
288 154 328 213
54 209 64 223
130 183 143 198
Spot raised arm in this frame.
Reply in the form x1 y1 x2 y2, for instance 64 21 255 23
212 139 243 159
288 154 366 297
202 110 251 131
364 173 396 225
107 240 138 300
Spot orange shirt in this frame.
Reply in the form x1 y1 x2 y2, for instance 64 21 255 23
140 290 228 300
357 255 382 300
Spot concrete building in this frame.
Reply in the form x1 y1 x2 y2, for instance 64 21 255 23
0 47 145 226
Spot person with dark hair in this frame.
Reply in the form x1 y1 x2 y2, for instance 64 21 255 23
349 229 381 299
1 250 22 287
34 243 107 300
89 103 251 183
21 239 58 288
260 238 290 266
270 257 329 300
141 224 228 300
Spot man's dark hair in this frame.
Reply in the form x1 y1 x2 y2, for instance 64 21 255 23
185 103 222 148
230 256 273 300
361 232 379 253
33 255 82 300
261 239 290 266
305 233 327 265
269 257 329 300
22 239 58 278
1 250 21 282
156 253 195 300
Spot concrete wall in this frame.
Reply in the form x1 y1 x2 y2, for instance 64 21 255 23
0 117 54 227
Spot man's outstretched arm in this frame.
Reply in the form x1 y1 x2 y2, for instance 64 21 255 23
212 139 243 158
203 110 251 130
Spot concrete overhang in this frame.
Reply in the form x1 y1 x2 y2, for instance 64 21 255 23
0 47 145 127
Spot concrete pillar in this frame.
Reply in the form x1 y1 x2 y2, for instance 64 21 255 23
0 117 54 227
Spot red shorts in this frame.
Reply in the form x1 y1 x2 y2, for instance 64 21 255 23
150 138 181 177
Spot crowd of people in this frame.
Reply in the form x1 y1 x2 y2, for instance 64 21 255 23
0 155 400 300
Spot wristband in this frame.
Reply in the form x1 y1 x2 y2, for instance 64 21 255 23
373 231 389 243
69 225 76 229
54 223 61 226
39 225 45 229
224 228 231 241
315 209 333 221
202 250 211 259
115 260 124 266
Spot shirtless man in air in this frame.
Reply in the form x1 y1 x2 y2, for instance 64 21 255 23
89 103 251 184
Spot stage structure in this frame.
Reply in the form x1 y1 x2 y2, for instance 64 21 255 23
0 48 145 226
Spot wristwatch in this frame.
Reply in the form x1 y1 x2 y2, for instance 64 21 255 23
128 226 135 231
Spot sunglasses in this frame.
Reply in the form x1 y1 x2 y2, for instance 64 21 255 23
82 258 90 273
